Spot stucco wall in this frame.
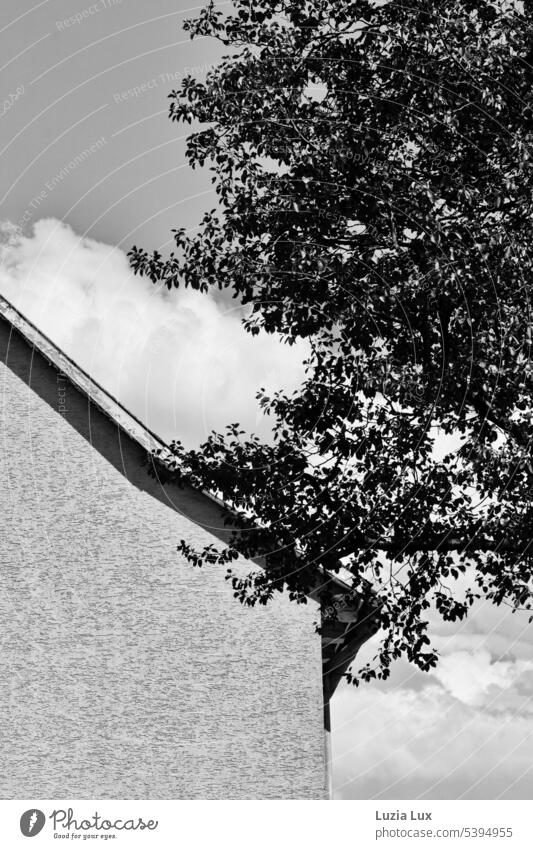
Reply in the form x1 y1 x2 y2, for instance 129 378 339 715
0 318 327 799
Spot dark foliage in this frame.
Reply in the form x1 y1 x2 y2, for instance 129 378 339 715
130 0 533 682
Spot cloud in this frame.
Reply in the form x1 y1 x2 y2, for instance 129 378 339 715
332 682 533 800
0 218 308 447
432 649 533 708
333 599 533 798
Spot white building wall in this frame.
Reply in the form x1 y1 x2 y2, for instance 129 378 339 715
0 319 327 799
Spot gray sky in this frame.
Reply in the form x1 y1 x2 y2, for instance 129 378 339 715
1 0 532 800
1 0 227 249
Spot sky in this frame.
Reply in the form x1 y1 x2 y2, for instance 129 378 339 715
1 0 532 800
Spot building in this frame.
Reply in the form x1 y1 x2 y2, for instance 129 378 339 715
0 295 374 799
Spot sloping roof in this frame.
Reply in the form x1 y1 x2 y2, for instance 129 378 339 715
0 293 165 455
0 292 377 697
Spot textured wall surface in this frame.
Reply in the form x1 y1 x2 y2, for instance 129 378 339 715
0 318 327 799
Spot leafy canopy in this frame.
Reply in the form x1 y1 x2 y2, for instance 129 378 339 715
129 0 533 683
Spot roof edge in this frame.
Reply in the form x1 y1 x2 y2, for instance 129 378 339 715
0 293 167 455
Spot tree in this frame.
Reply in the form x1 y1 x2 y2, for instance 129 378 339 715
129 0 533 684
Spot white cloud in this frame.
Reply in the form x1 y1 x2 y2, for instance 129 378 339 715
333 599 533 798
332 683 533 800
0 218 308 447
432 649 533 707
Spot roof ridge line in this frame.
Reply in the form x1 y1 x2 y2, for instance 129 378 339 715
0 292 169 453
